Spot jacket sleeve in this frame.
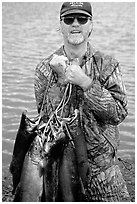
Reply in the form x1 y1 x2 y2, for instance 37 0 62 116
84 56 128 125
34 59 52 113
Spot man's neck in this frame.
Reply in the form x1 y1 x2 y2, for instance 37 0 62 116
63 42 88 61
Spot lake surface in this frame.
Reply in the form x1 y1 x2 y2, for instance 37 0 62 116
2 2 135 176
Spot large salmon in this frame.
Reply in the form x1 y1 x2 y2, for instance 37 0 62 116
10 110 38 195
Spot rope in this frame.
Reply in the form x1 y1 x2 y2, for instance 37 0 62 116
55 83 72 117
37 82 75 154
118 157 132 171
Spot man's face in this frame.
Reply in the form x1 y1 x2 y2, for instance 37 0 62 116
60 14 93 46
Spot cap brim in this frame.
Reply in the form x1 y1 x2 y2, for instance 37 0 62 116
61 9 91 17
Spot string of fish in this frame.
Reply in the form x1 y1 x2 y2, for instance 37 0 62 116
37 83 78 157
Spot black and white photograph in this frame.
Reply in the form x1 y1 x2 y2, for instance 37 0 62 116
2 1 135 202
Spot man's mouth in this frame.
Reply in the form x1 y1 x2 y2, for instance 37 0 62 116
71 31 81 34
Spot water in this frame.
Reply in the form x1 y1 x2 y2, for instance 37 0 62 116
2 2 135 176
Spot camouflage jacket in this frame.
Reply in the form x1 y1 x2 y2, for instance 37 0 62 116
34 43 128 176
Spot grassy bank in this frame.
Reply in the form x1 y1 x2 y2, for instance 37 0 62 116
2 157 135 202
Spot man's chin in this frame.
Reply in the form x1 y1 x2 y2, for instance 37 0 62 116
68 36 84 45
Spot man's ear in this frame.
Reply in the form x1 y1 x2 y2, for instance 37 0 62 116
88 21 93 37
59 20 64 34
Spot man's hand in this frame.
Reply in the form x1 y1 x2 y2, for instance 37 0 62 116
65 60 92 91
50 54 69 83
50 55 92 90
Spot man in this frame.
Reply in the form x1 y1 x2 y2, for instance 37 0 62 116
34 2 130 202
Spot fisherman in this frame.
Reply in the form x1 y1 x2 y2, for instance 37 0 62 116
34 2 130 202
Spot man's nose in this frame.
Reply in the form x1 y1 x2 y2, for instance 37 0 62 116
72 18 79 26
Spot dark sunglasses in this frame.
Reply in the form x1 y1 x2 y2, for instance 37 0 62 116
61 16 91 25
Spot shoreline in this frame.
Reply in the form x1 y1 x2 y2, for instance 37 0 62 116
2 157 135 202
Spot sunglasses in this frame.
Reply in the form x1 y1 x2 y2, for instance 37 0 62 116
61 16 91 25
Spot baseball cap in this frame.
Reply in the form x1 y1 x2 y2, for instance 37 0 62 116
60 2 92 18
